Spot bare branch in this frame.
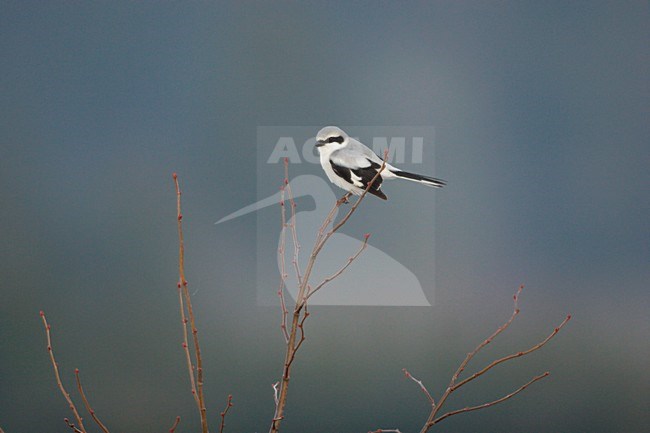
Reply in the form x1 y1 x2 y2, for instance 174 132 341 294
173 173 209 433
270 152 388 433
450 285 523 384
452 314 571 392
277 182 290 343
286 306 310 370
306 233 370 301
178 285 199 406
219 394 234 433
293 305 309 354
414 287 571 433
403 369 435 407
74 369 110 433
173 174 198 405
40 311 87 433
283 158 302 287
368 429 403 433
168 416 181 433
64 418 84 433
432 372 549 425
277 285 290 344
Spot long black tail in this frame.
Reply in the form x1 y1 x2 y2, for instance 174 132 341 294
393 170 446 188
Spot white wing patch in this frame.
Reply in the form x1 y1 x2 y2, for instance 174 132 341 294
349 171 364 187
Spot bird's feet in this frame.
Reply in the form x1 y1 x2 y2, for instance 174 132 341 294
337 193 352 205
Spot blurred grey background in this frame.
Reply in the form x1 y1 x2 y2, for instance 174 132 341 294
1 1 648 432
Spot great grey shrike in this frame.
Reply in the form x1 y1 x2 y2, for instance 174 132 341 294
315 126 445 200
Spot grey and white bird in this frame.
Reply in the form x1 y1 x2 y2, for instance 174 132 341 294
315 126 445 200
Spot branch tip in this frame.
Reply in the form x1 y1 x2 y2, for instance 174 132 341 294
169 416 181 433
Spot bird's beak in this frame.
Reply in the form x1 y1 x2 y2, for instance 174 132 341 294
315 140 325 148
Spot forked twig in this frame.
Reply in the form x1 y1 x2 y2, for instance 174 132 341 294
446 285 523 387
404 286 571 432
287 305 309 367
432 372 549 425
306 233 371 301
173 173 209 433
451 315 570 392
74 369 110 433
40 311 87 433
270 151 388 433
64 418 84 433
219 394 234 433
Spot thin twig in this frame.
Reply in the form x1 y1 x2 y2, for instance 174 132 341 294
315 193 347 244
277 283 290 344
40 311 87 433
403 369 435 407
178 285 199 406
432 372 549 425
306 233 370 300
174 173 199 407
368 430 403 433
452 315 571 391
219 394 234 433
284 158 302 287
168 416 181 433
450 285 523 384
277 163 290 344
290 305 309 363
173 173 209 433
64 418 84 433
74 369 110 433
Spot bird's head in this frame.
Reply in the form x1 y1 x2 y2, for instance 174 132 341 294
315 126 348 153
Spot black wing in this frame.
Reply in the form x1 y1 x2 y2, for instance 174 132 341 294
330 159 387 200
